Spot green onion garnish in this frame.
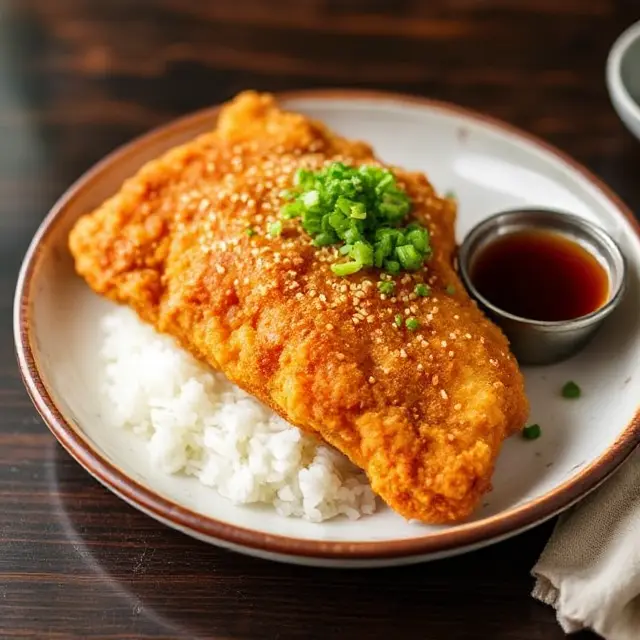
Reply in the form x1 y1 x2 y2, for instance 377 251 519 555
414 283 430 297
280 162 432 276
522 424 542 440
245 228 256 237
561 381 581 399
446 284 456 295
377 281 395 296
268 221 282 237
383 260 401 275
280 189 297 200
394 314 403 328
406 317 420 331
444 190 456 200
331 261 361 277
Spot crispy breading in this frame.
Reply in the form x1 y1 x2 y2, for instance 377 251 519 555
69 92 528 523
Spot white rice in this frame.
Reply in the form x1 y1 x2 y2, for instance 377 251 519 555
100 307 376 522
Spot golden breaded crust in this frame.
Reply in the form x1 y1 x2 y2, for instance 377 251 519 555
69 91 528 523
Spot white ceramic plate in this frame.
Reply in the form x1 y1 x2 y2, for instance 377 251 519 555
15 90 640 567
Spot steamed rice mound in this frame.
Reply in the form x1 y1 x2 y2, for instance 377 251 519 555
100 307 377 522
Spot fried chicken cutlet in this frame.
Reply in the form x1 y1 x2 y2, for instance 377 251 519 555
69 92 528 523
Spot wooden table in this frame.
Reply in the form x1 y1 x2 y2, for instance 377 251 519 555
2 1 639 638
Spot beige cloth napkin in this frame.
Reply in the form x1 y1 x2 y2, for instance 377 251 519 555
531 449 640 639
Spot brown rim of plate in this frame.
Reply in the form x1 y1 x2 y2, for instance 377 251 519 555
15 89 640 561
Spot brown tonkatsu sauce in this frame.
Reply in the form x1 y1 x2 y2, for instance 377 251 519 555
470 230 609 322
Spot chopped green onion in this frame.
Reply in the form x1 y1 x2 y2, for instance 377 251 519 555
406 317 420 331
349 202 367 220
377 281 395 296
522 424 542 440
394 314 403 328
279 162 432 277
350 240 373 267
280 189 298 200
313 232 338 247
396 245 422 271
268 221 282 237
245 228 256 237
331 261 362 277
383 260 401 275
444 190 456 199
561 381 581 399
302 190 320 207
281 202 303 219
414 283 430 297
446 284 456 295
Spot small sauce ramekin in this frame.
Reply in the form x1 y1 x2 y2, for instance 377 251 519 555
458 209 627 366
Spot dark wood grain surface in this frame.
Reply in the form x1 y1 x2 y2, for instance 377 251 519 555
2 1 640 638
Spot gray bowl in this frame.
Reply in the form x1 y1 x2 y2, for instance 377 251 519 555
458 209 626 366
607 20 640 141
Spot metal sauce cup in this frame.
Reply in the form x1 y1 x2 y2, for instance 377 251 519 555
458 209 627 366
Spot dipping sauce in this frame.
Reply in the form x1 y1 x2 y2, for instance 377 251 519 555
470 230 609 322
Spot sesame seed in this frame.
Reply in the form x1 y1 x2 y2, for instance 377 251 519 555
447 433 455 441
449 351 455 358
337 353 345 360
432 375 439 385
454 403 462 410
369 376 376 384
326 323 334 330
400 349 407 358
417 363 424 371
465 333 472 339
440 389 448 400
441 340 447 348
